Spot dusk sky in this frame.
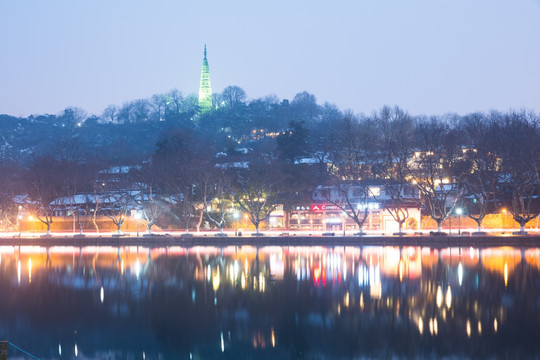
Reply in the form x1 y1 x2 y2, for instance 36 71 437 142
1 0 539 118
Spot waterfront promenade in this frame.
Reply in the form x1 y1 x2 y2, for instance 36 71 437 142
1 231 540 248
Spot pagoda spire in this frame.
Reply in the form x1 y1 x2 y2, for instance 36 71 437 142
198 45 212 112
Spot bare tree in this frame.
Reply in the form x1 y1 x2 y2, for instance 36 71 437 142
229 161 281 234
0 161 22 231
456 113 499 233
221 85 247 110
203 171 231 234
58 107 87 127
492 111 540 233
152 130 209 232
408 118 463 234
102 105 118 123
94 163 138 235
371 106 417 234
324 113 377 233
132 99 150 123
89 181 104 233
139 185 163 234
101 189 135 235
150 94 167 122
117 102 134 124
132 163 165 234
291 91 320 123
165 89 184 117
24 157 67 235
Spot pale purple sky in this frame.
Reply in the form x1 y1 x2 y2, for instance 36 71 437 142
1 0 539 117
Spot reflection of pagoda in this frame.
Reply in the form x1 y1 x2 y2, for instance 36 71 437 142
198 44 212 112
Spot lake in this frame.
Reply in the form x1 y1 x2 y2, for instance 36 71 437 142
1 244 539 359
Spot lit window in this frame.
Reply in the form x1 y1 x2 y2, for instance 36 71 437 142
369 187 380 197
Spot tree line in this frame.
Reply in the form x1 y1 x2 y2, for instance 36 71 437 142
0 86 538 233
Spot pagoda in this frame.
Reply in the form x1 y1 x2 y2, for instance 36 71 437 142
198 45 212 112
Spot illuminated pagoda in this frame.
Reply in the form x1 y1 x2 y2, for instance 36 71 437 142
198 44 212 112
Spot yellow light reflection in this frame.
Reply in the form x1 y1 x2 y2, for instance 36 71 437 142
445 285 452 309
418 317 424 335
252 335 258 349
370 283 382 299
253 276 258 291
212 267 221 291
436 285 443 308
504 262 508 287
28 258 32 284
466 319 471 338
433 318 438 335
359 293 364 310
259 272 265 293
230 263 235 284
344 292 350 308
494 318 498 333
478 321 482 335
17 259 21 285
135 258 140 280
241 271 246 289
271 327 276 348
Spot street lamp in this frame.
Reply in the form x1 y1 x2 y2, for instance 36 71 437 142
455 207 463 235
134 212 141 237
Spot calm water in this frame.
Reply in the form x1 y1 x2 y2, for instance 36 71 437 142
1 244 540 359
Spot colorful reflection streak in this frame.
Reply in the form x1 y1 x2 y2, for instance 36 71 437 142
0 245 539 359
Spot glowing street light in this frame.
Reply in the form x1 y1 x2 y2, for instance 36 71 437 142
501 208 507 229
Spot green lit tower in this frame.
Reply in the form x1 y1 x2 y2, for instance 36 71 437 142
198 45 212 112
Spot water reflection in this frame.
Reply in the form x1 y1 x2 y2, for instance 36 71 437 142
0 245 539 359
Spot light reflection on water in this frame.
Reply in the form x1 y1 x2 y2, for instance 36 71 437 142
0 245 539 359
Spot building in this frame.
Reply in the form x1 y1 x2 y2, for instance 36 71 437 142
287 182 422 233
198 44 212 112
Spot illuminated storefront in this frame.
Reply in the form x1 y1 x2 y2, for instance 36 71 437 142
288 203 421 232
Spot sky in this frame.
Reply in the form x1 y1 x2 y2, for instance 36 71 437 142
1 0 539 118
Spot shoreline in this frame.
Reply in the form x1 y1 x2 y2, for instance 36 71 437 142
1 234 540 248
